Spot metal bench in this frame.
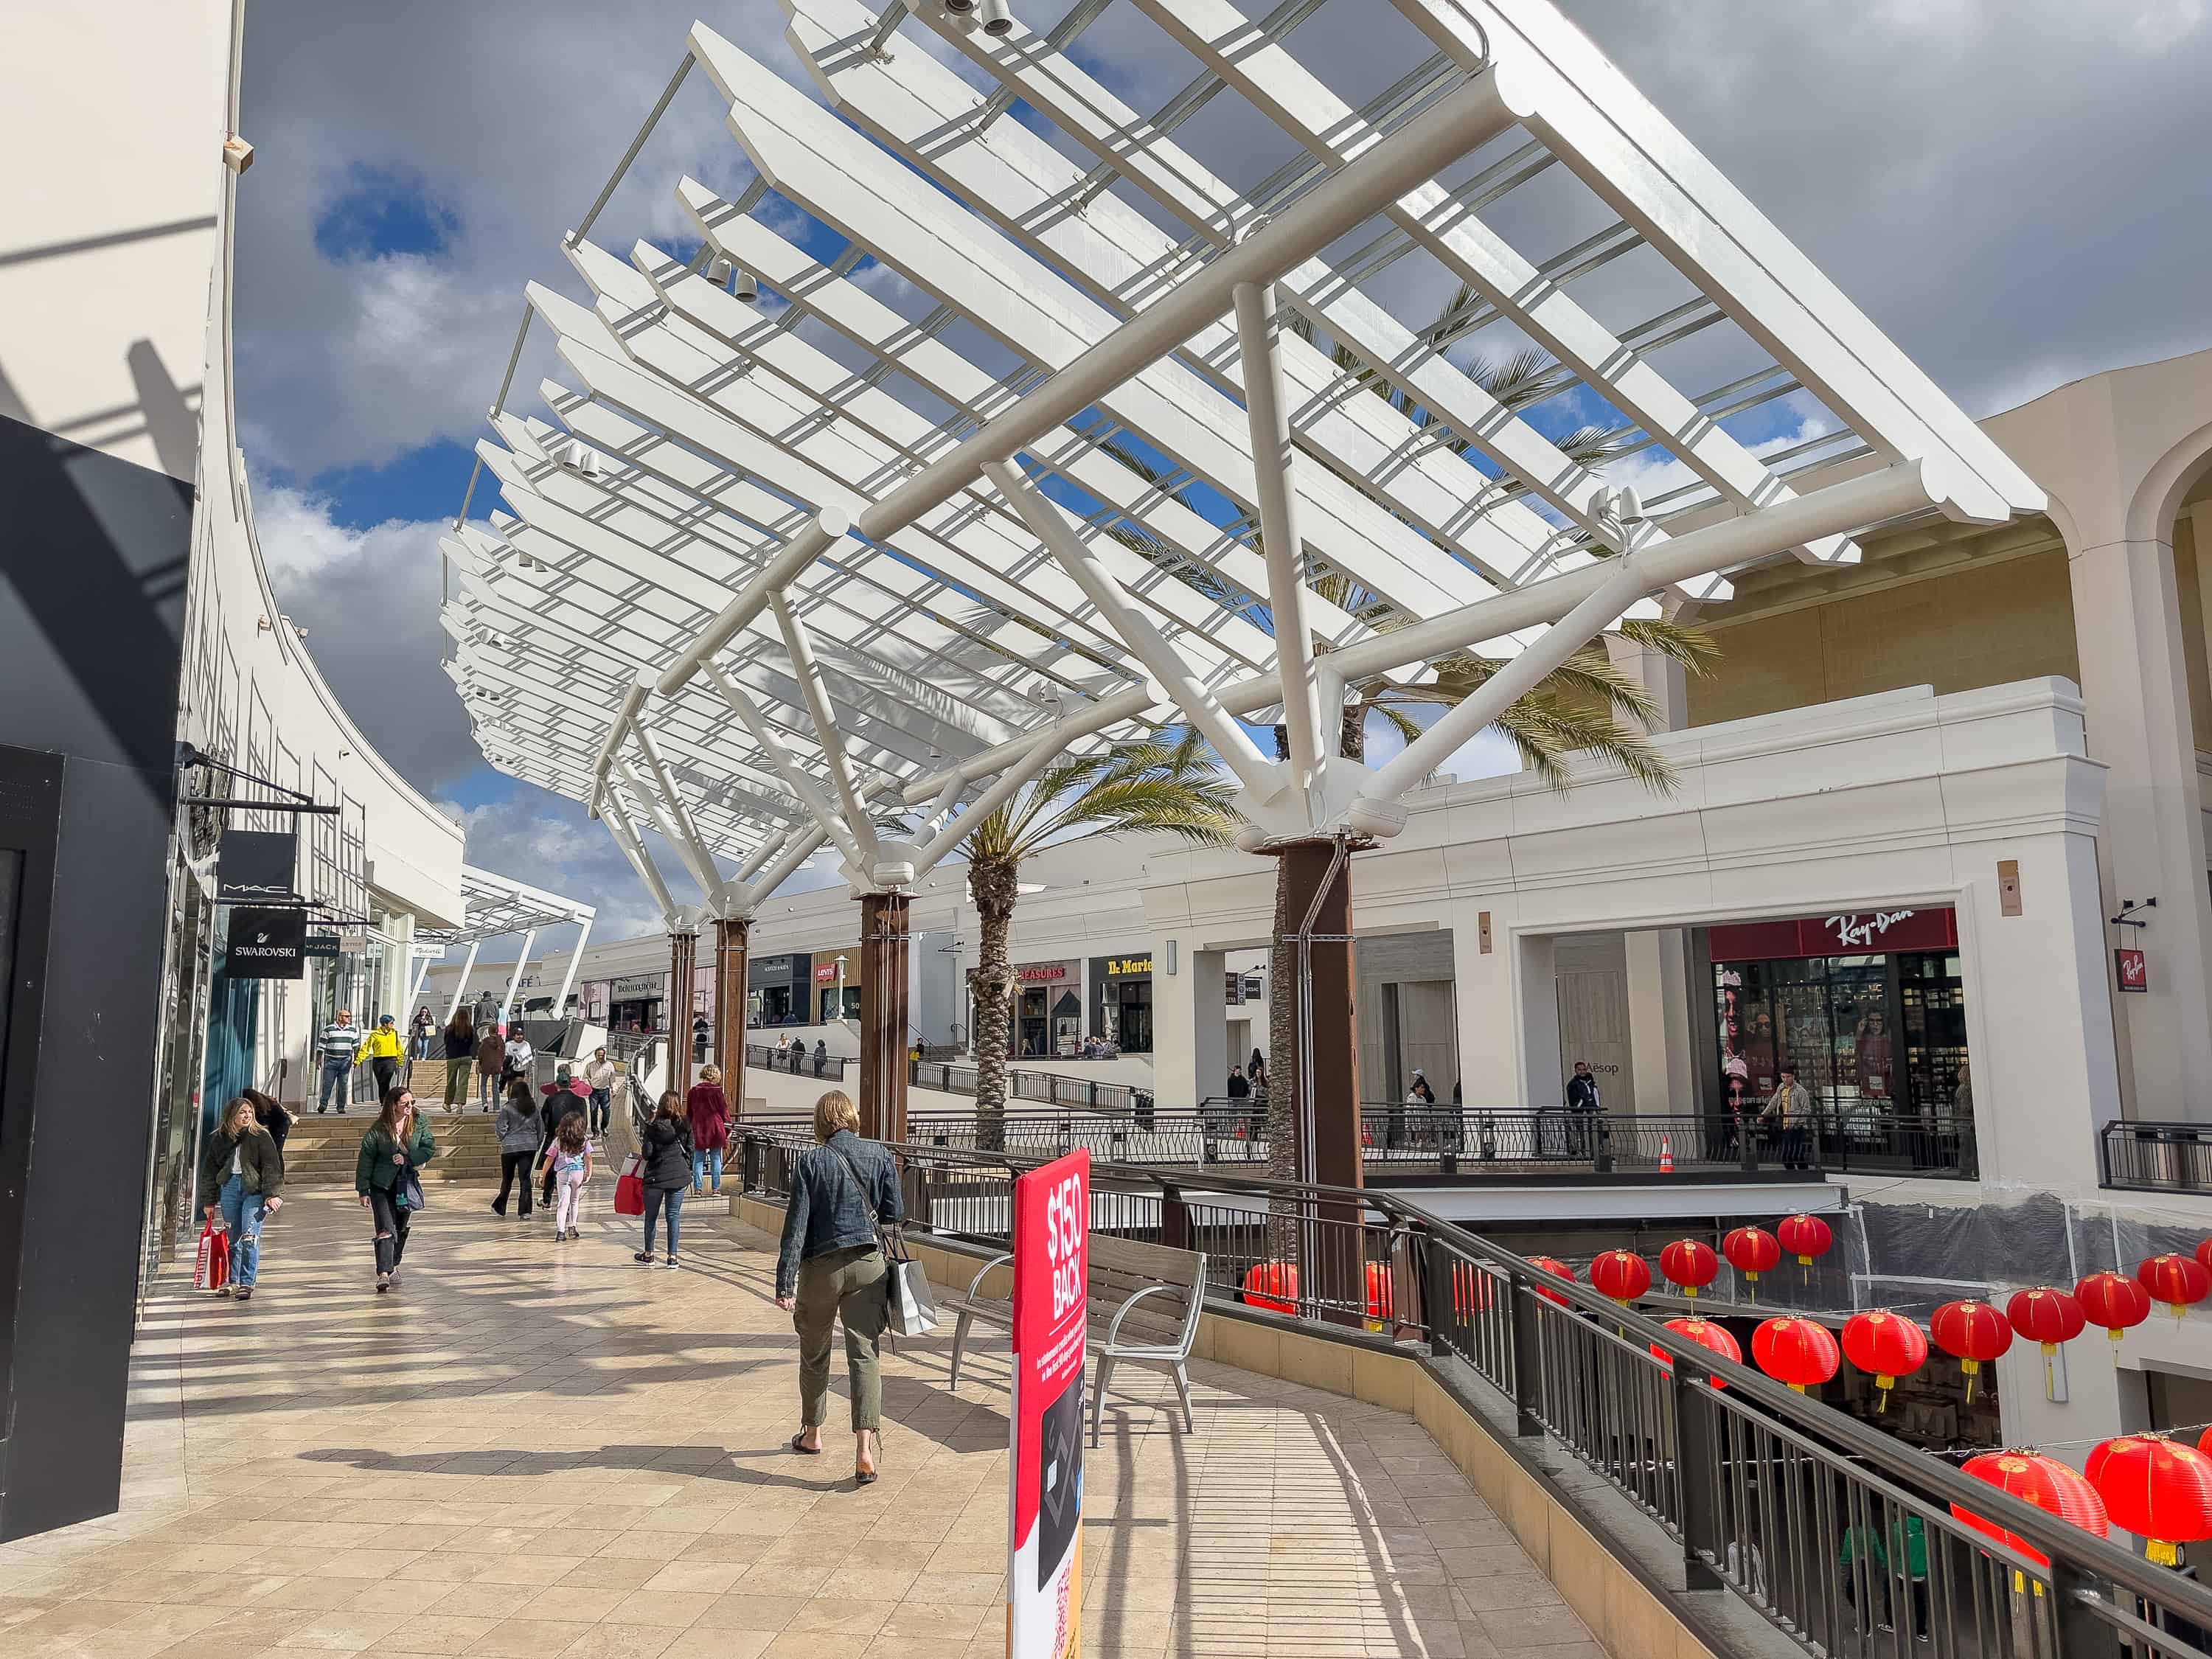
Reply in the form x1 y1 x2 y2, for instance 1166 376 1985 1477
943 1234 1208 1446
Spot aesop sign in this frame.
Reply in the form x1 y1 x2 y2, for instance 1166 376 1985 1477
226 905 305 979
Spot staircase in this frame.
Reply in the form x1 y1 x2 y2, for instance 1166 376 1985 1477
279 1111 506 1188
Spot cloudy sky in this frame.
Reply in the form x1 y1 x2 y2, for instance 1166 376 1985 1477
233 0 2212 957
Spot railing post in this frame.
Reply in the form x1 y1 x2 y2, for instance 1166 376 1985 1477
741 1133 762 1194
1509 1273 1543 1439
1420 1228 1452 1358
1161 1180 1192 1253
2048 1564 2118 1659
1672 1362 1725 1592
1740 1113 1759 1172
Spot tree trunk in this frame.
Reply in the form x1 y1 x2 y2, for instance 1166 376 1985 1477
1265 862 1300 1259
970 855 1020 1154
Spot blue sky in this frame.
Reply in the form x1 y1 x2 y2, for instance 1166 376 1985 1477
232 0 2212 956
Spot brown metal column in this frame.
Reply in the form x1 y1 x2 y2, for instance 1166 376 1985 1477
669 925 698 1096
858 891 911 1143
1276 838 1363 1321
714 914 749 1117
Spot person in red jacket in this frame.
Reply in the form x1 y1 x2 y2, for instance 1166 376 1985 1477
686 1064 731 1196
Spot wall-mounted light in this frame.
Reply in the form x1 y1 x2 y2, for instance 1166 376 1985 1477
978 0 1014 33
733 267 759 304
1164 939 1178 976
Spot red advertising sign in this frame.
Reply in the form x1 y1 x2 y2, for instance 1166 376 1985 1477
1008 1149 1089 1659
2116 948 2149 993
814 961 840 984
1708 906 1959 962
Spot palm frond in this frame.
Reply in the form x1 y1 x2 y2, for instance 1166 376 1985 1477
1615 616 1721 678
1471 347 1570 414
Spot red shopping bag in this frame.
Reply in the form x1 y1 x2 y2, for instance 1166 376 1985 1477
613 1158 645 1217
193 1221 230 1290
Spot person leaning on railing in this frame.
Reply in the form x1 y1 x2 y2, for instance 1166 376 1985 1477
1761 1066 1813 1170
773 1090 900 1487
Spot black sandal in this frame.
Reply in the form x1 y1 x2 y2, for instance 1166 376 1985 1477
790 1432 822 1455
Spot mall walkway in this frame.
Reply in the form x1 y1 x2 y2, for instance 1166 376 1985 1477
0 1192 1597 1659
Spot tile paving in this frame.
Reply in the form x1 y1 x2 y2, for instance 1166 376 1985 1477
0 1187 1602 1658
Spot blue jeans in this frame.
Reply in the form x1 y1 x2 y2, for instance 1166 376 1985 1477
218 1175 268 1288
590 1089 610 1133
319 1058 352 1111
644 1186 686 1256
692 1147 723 1191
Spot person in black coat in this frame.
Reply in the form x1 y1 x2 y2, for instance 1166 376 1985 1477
635 1091 695 1267
246 1089 292 1167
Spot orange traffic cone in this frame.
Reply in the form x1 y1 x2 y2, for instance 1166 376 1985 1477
1659 1135 1674 1174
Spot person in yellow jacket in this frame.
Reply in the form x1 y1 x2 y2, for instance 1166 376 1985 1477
358 1014 407 1099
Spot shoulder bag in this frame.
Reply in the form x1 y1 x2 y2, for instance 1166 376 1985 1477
826 1142 937 1337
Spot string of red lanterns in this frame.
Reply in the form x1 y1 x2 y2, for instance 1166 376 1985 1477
1930 1300 2013 1401
1723 1225 1781 1299
1659 1239 1718 1300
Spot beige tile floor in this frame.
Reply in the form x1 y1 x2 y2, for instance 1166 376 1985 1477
0 1187 1601 1659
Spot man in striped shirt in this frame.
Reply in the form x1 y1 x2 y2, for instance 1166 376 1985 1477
318 1009 364 1114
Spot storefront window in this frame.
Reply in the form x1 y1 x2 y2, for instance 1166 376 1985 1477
1708 908 1969 1169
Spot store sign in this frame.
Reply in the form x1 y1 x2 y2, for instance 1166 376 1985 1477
2116 948 2149 993
611 973 662 999
1008 1149 1089 1659
814 961 844 984
215 829 297 904
1708 907 1959 962
226 905 305 979
1018 963 1069 983
303 933 340 959
1102 956 1152 977
338 927 367 955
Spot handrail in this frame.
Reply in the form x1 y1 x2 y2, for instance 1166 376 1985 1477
2100 1118 2212 1194
735 1125 2212 1651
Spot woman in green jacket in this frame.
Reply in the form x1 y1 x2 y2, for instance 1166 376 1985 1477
355 1087 436 1293
199 1096 285 1302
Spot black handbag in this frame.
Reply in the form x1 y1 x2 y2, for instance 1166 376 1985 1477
397 1164 427 1213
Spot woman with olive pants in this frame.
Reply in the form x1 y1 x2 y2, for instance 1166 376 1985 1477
774 1090 900 1484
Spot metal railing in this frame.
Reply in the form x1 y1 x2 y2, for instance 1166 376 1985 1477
737 1126 2211 1659
2101 1120 2212 1194
908 1057 1152 1115
747 1040 850 1082
736 1102 1974 1180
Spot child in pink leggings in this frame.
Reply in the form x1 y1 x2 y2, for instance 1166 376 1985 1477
538 1112 593 1242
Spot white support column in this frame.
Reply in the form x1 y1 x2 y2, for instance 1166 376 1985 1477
613 756 725 903
633 717 727 907
408 950 434 1008
2069 529 2212 1116
984 459 1287 801
911 735 1069 874
602 792 680 922
1517 932 1565 1112
770 593 880 859
1232 279 1323 792
445 939 481 1021
552 914 594 1017
702 664 866 869
1152 938 1228 1111
736 824 832 914
1360 560 1652 813
1607 632 1696 1116
498 928 538 1029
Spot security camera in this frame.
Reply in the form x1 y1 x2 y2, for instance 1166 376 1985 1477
978 0 1013 32
943 0 976 12
732 266 759 304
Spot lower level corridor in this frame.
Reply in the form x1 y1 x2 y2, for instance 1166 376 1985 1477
0 1190 1595 1659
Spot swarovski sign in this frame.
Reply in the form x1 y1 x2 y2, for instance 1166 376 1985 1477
226 906 305 980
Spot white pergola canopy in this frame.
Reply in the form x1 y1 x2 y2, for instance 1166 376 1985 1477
448 0 2041 923
415 863 597 1024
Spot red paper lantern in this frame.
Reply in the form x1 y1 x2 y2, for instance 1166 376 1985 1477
2195 1239 2212 1278
1841 1310 1929 1410
2076 1271 2152 1341
1776 1212 1834 1274
1243 1260 1298 1314
2139 1253 2212 1321
1659 1239 1719 1299
1649 1317 1742 1388
1724 1226 1782 1298
2007 1287 2086 1354
1952 1451 2109 1575
2088 1436 2212 1565
1365 1259 1394 1321
1527 1255 1575 1308
1753 1315 1840 1393
1930 1300 2014 1401
1590 1249 1652 1307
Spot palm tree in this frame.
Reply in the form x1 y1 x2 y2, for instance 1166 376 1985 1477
1103 285 1720 1190
961 730 1240 1149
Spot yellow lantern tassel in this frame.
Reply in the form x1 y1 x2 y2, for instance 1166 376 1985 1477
2151 1540 2180 1567
1961 1357 1980 1402
1877 1375 1894 1411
